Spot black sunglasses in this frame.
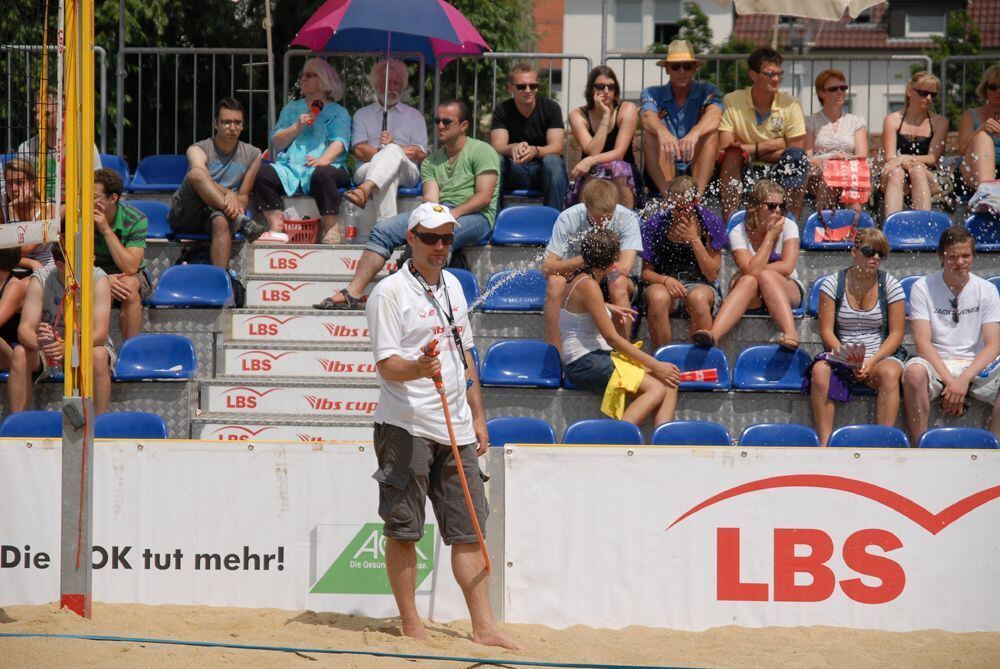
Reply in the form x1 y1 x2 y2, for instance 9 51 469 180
763 202 785 211
950 297 960 323
824 85 849 93
593 83 615 91
432 116 457 127
413 230 455 246
987 83 1000 92
515 83 540 91
857 245 885 259
914 89 938 99
668 63 695 72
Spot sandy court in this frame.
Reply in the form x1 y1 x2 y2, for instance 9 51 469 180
1 603 999 668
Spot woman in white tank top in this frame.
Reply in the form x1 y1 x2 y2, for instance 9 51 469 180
561 228 681 427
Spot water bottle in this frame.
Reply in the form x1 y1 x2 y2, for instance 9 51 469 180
344 203 358 243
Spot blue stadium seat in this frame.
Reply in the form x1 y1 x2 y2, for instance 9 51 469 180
563 418 643 445
732 344 812 391
883 211 951 252
114 333 197 380
918 427 999 449
738 423 820 447
481 270 546 312
725 210 746 234
99 153 131 190
800 210 875 250
989 276 1000 297
398 180 422 197
0 152 15 167
965 212 1000 252
0 411 62 438
127 200 172 240
508 189 543 199
650 420 731 446
145 264 235 308
486 417 557 448
491 205 560 246
128 154 188 192
899 275 923 317
94 412 168 439
479 339 561 388
806 274 832 317
828 424 909 448
653 344 731 390
444 268 479 307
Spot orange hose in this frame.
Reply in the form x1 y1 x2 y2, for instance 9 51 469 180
424 339 491 574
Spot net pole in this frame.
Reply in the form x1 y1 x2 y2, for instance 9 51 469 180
59 0 96 619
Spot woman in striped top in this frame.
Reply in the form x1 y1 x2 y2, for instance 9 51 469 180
807 228 907 446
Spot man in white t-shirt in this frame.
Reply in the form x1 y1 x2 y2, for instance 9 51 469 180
345 59 428 220
541 179 643 348
903 226 1000 444
365 202 520 651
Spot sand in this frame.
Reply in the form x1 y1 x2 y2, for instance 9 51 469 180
1 603 998 668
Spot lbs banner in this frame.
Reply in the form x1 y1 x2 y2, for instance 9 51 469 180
0 440 470 622
503 446 1000 633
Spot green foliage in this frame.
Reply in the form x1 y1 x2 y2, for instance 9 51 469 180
648 1 713 56
921 10 983 127
701 36 757 94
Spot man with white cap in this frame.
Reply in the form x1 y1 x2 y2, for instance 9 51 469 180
639 39 723 198
365 201 520 650
315 98 498 310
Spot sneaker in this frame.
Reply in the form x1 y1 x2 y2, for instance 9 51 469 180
256 230 290 244
235 215 267 243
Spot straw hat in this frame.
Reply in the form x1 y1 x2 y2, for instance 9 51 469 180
655 39 701 67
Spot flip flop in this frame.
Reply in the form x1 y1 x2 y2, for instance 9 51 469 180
313 288 365 310
692 330 715 349
772 333 800 351
344 187 368 209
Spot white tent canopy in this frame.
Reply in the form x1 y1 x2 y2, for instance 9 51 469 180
729 0 886 20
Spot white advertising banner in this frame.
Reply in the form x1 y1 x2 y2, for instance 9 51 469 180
503 446 1000 633
0 440 469 621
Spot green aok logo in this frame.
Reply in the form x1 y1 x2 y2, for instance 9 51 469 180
310 523 435 595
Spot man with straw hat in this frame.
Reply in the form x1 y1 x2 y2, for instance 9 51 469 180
640 39 722 199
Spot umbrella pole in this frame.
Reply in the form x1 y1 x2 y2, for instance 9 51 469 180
382 32 392 133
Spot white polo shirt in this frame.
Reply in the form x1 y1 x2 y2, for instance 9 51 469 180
367 263 476 445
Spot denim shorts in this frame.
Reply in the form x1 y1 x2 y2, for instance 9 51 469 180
565 349 615 393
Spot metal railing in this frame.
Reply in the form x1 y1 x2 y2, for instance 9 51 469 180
431 52 593 153
604 52 932 127
1 45 108 153
282 49 427 117
939 55 1000 121
115 47 272 165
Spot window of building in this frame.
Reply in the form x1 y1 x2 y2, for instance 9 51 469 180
653 0 682 44
887 95 905 114
905 13 946 38
614 0 643 49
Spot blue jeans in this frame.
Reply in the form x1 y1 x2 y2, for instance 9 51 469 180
502 154 569 210
366 204 491 259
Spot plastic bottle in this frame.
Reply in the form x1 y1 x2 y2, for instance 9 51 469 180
344 203 358 243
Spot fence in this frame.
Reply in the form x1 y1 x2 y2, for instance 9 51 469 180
1 44 108 153
603 52 932 129
115 47 272 166
939 55 1000 126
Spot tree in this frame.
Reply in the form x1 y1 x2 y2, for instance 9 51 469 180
648 1 713 55
921 9 982 127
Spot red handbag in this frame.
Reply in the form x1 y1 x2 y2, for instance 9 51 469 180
823 157 871 205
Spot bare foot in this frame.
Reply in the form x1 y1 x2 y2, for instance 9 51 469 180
472 627 524 651
401 619 431 642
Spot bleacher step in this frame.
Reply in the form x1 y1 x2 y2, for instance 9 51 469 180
245 275 373 308
200 377 380 416
230 308 369 342
192 413 375 443
222 342 376 379
250 244 405 277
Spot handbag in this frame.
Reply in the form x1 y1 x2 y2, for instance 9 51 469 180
823 157 872 205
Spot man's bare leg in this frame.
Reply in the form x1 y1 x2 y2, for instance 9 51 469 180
210 215 233 269
642 131 675 199
719 146 745 223
186 166 230 211
93 346 111 414
327 250 389 303
8 345 38 413
452 543 523 650
543 275 567 350
118 274 143 340
385 538 431 640
690 132 719 198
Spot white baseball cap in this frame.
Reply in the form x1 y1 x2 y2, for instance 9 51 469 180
407 202 461 231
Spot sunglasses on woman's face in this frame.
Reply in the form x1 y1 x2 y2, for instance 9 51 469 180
987 83 1000 92
824 85 849 93
914 89 938 99
857 245 885 259
762 202 785 212
593 83 615 92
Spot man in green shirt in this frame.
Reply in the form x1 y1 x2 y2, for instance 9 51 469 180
94 168 149 340
314 99 498 310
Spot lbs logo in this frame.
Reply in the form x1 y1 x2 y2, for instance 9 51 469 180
258 281 313 303
221 387 282 410
209 425 276 441
238 350 295 372
265 249 320 271
243 315 302 337
668 474 1000 604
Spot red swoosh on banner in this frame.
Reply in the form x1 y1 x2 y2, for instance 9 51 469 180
264 250 321 260
666 474 1000 535
245 315 302 325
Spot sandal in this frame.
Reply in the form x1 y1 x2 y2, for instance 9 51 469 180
772 333 800 351
692 330 715 349
321 226 342 245
344 187 368 209
313 288 365 310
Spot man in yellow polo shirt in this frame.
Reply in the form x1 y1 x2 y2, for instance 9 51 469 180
718 47 808 223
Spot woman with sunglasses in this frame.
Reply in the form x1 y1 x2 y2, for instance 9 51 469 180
805 69 868 216
880 71 949 217
693 180 801 350
805 229 906 446
561 227 680 428
958 64 1000 192
567 66 640 208
254 58 352 244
